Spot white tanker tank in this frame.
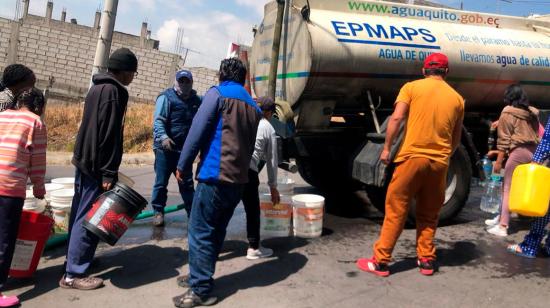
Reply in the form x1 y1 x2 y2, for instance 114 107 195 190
251 0 550 111
249 0 550 222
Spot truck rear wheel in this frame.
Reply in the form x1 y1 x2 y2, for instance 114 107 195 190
366 146 471 224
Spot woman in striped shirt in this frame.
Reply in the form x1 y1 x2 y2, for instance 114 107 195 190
0 88 46 308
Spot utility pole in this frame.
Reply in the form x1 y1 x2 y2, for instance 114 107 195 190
268 0 285 100
90 0 119 87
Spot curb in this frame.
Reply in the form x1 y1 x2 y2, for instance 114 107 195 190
47 152 155 166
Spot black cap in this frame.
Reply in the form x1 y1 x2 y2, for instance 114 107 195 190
107 48 138 72
255 96 276 112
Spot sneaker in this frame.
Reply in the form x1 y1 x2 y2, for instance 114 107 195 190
153 213 165 227
176 274 190 288
173 289 217 308
59 275 104 290
0 294 19 307
417 258 435 276
246 246 273 260
484 215 500 226
356 257 390 277
486 224 508 237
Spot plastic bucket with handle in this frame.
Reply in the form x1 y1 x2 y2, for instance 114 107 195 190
9 211 54 278
83 183 147 246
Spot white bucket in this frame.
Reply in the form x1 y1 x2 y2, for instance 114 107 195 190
277 177 295 195
23 190 46 213
45 183 65 202
50 189 74 233
260 194 292 238
292 194 325 238
51 177 75 190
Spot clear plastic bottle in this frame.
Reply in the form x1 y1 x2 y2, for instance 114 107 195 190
480 175 502 214
480 155 493 187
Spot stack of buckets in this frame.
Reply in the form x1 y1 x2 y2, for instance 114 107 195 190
260 175 325 238
50 177 76 233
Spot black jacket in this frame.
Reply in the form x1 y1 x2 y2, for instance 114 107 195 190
72 73 128 184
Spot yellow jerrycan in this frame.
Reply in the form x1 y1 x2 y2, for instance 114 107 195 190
509 163 550 217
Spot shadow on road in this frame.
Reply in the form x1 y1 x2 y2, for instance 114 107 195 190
8 245 186 301
390 241 481 275
171 237 309 304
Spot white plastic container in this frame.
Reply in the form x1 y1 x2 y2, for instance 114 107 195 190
51 177 75 190
23 190 46 214
260 194 292 238
277 173 295 195
292 194 325 238
50 189 74 233
45 183 65 202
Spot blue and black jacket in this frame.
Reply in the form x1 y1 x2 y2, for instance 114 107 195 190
152 88 201 151
177 81 261 184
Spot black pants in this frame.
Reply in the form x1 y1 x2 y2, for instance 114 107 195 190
0 196 24 291
242 169 260 249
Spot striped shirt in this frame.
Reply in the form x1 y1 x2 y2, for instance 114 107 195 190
0 109 47 198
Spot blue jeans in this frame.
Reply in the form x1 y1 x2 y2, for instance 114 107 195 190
151 149 194 216
188 182 243 297
65 169 102 277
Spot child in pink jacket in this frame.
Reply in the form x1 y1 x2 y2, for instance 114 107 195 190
0 88 46 307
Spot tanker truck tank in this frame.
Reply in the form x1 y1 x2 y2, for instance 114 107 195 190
250 0 550 222
251 0 550 111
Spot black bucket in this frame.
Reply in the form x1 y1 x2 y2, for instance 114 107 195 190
83 183 147 246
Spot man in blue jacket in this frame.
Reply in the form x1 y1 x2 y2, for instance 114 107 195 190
172 58 261 308
151 70 201 226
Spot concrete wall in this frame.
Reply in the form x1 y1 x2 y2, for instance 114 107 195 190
0 9 220 102
187 67 218 96
0 18 12 69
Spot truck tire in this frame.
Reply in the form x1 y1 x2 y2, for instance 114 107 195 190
366 146 472 224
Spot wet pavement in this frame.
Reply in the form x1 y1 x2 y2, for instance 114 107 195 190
5 165 550 307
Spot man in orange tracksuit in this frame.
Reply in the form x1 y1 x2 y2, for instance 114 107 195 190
357 53 464 277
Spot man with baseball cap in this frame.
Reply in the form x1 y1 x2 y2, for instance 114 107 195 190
60 47 138 290
151 70 201 226
357 53 464 277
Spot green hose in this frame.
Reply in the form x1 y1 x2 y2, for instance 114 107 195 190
44 204 185 250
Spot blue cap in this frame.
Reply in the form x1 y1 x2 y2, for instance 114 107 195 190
176 70 193 81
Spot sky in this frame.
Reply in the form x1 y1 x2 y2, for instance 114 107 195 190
0 0 549 69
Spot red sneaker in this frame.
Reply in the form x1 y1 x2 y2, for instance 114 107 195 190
356 257 390 277
417 258 435 276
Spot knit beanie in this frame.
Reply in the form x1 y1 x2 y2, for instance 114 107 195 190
107 48 138 72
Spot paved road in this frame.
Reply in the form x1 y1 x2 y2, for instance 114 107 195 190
5 165 550 307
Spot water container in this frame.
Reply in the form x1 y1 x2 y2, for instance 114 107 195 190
9 211 54 278
44 183 65 202
83 183 147 246
259 194 292 238
50 189 74 233
292 194 325 238
51 177 75 190
509 163 550 217
480 175 502 214
480 155 493 187
277 172 295 195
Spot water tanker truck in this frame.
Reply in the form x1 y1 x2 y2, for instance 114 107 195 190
249 0 550 222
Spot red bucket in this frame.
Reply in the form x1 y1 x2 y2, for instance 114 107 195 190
9 211 54 278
